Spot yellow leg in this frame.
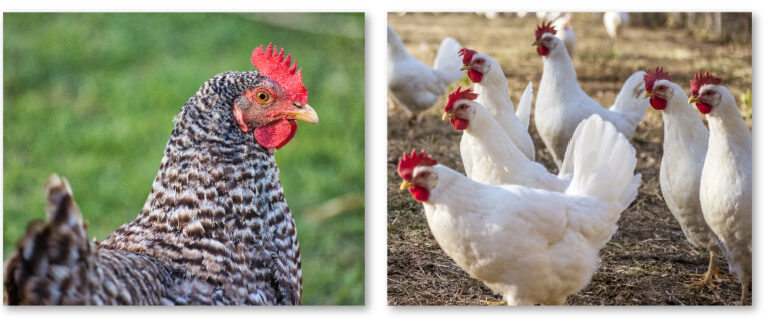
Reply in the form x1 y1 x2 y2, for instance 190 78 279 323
687 250 723 287
484 299 507 306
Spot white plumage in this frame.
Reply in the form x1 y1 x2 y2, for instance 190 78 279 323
603 12 629 40
399 115 641 305
533 28 648 167
443 89 570 190
552 14 576 57
460 48 536 160
692 76 752 304
646 74 723 287
387 24 463 119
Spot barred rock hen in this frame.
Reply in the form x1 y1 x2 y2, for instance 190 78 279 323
4 44 319 305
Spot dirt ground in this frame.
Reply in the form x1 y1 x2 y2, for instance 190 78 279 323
386 13 752 306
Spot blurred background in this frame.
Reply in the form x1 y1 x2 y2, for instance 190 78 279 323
3 12 364 305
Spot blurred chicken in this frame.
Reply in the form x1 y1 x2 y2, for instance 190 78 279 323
442 87 571 190
536 12 562 21
689 71 752 305
552 14 576 57
398 115 641 305
603 12 629 40
387 24 464 122
459 47 535 160
644 67 723 287
533 21 648 167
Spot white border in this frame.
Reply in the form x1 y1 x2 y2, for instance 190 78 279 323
1 0 765 324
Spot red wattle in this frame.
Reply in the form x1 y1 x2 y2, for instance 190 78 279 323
450 117 469 131
253 119 298 149
649 97 667 110
537 45 549 56
695 102 713 114
467 70 483 83
409 186 430 202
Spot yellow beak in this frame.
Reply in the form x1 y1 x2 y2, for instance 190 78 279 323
441 112 454 120
282 104 320 124
644 92 654 98
460 65 471 71
400 180 413 191
532 40 540 46
688 96 699 104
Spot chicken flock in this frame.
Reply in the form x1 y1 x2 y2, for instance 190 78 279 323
4 44 319 305
389 17 752 305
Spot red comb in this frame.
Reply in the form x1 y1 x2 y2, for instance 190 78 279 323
535 21 557 40
458 48 477 65
397 149 438 181
444 87 478 112
251 43 308 104
690 70 722 97
644 66 670 92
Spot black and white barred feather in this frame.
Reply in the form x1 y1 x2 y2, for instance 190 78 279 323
4 71 302 305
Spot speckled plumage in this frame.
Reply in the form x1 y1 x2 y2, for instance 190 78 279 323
5 70 303 305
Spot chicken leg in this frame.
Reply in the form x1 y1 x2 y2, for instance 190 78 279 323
740 276 751 305
686 250 723 287
483 299 507 306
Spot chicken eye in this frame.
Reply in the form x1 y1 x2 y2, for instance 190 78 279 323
256 91 270 103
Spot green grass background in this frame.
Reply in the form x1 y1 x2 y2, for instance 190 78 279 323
3 12 364 305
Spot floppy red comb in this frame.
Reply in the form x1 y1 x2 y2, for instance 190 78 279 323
690 70 722 97
535 21 557 40
458 48 477 65
644 66 670 92
251 43 308 104
444 87 478 112
397 149 438 181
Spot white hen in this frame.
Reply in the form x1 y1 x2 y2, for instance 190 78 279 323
533 21 649 167
387 24 464 120
442 87 570 190
459 47 535 160
398 115 641 305
603 12 629 40
644 67 723 286
689 71 752 305
553 14 576 57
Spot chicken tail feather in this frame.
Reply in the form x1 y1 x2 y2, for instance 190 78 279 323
433 37 464 83
608 71 650 128
515 82 534 131
4 174 95 305
565 115 641 210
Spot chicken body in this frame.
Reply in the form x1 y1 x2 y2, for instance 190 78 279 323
647 79 722 285
387 25 463 119
695 83 751 304
462 50 535 160
446 97 568 190
553 14 576 57
5 69 316 305
402 115 640 305
603 12 629 40
534 31 648 166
